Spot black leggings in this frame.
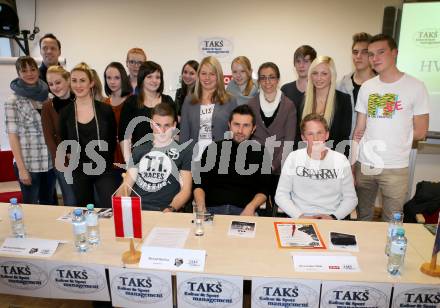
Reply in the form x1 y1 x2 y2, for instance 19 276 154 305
72 169 119 208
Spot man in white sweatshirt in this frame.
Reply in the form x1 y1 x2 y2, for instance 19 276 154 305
275 114 357 219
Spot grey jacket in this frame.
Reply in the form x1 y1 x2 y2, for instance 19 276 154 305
248 93 297 174
180 95 238 143
226 79 259 106
337 73 356 138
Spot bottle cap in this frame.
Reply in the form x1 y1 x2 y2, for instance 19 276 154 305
10 198 18 205
393 212 402 220
86 204 94 210
396 228 405 236
74 209 83 216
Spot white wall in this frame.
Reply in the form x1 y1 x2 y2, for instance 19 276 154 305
15 0 401 96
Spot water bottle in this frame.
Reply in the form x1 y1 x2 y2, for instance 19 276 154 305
85 204 100 245
387 228 407 276
8 198 25 238
385 212 403 255
72 209 88 252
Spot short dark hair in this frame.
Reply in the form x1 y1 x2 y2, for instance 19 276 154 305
294 45 317 62
369 33 397 50
352 32 372 49
39 33 61 50
229 104 256 126
136 61 164 108
151 102 176 122
104 62 133 97
258 62 280 80
300 113 329 134
15 56 38 74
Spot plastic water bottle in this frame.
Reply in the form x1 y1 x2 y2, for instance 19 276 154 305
8 198 25 238
387 228 407 276
72 209 88 252
385 212 403 255
85 204 100 245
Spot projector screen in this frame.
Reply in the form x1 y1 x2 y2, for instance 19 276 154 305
397 2 440 132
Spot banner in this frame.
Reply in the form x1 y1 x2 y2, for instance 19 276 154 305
392 283 440 308
109 267 172 308
252 277 320 308
176 272 243 308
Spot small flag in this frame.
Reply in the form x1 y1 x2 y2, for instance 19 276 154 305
112 196 142 239
433 216 440 256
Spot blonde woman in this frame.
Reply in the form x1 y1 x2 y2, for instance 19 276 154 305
59 63 118 208
180 56 238 155
226 56 258 105
42 65 76 205
299 56 352 154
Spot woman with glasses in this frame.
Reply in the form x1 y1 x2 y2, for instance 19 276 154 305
226 56 258 105
119 61 176 162
300 56 352 156
59 62 118 208
248 62 297 202
180 56 237 158
5 56 56 205
126 48 147 93
175 60 199 117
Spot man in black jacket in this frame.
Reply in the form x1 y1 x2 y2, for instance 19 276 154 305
193 105 270 216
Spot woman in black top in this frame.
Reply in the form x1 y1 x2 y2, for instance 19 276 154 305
175 60 199 116
299 56 352 156
59 62 118 208
119 61 176 162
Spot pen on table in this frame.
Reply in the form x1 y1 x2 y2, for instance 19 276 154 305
291 224 296 237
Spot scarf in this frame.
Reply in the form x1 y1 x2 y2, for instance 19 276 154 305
259 89 282 117
10 78 49 102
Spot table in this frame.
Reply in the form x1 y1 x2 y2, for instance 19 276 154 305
0 203 437 285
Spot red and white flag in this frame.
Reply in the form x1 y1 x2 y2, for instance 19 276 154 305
112 196 142 239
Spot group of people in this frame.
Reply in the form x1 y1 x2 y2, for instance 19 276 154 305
4 31 429 222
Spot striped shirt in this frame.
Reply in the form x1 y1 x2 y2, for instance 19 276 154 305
5 94 52 172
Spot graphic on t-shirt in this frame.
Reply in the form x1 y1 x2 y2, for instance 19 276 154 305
367 93 402 118
137 150 173 192
199 104 214 140
295 166 344 180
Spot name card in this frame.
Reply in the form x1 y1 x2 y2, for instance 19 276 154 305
0 237 63 257
392 283 440 308
321 281 392 308
291 253 360 272
0 257 51 298
139 246 206 272
176 272 243 308
46 261 109 301
252 277 321 308
109 267 172 308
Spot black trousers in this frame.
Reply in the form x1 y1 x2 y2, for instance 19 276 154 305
72 169 119 208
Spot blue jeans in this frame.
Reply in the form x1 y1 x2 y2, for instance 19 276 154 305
13 164 57 205
54 168 76 206
207 204 243 215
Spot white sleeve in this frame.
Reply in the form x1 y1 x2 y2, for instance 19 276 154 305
413 81 430 115
275 154 302 218
333 162 358 219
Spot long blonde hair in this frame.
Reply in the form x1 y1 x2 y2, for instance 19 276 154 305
231 56 255 96
192 56 230 105
47 65 70 80
302 56 337 127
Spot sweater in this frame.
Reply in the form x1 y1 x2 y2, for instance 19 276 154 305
247 93 297 174
275 148 357 219
194 139 269 208
226 79 258 106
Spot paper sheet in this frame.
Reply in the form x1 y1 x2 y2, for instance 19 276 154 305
0 237 65 257
143 227 190 248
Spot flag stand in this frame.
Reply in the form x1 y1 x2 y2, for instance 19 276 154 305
122 238 141 264
114 175 142 264
420 254 440 277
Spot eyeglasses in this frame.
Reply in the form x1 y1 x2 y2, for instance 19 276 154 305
128 60 143 66
259 75 278 82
